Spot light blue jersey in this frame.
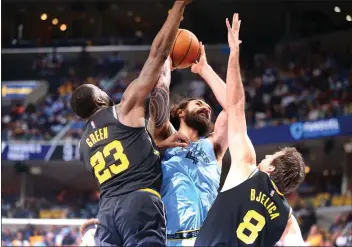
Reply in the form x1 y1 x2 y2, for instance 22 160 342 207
161 138 220 246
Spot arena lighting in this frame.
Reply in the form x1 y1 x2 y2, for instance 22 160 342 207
60 24 67 31
40 13 47 20
304 166 310 174
334 6 341 13
323 169 329 176
52 18 59 25
346 15 352 22
135 16 141 23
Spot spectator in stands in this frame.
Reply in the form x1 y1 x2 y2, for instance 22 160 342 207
12 232 30 246
2 228 13 246
305 225 324 246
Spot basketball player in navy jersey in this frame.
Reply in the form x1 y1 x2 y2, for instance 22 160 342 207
195 13 306 247
70 1 192 246
147 43 229 246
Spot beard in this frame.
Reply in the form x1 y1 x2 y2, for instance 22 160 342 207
184 109 214 137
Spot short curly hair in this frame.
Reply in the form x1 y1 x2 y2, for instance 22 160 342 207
270 147 306 195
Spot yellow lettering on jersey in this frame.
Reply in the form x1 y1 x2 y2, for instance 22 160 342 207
260 194 267 205
270 213 280 220
256 192 262 202
249 189 280 221
268 205 277 214
86 127 109 147
250 189 256 201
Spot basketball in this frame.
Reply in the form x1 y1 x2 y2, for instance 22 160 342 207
170 29 201 69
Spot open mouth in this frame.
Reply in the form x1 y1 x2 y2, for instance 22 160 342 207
197 110 209 118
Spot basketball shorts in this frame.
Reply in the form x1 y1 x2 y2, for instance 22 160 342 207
94 189 166 247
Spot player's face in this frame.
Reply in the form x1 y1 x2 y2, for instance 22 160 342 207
187 100 211 119
258 151 284 174
97 88 114 107
183 100 213 137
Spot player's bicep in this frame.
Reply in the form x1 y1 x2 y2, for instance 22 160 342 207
280 216 305 246
120 55 166 112
222 136 256 192
228 105 256 165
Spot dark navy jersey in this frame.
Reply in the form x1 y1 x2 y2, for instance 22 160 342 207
79 107 162 198
195 170 291 247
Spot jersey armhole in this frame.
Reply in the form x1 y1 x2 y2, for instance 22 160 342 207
220 166 258 193
288 207 293 219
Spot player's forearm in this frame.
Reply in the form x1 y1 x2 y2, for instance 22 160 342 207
150 1 186 59
200 65 227 110
226 50 244 109
149 61 171 133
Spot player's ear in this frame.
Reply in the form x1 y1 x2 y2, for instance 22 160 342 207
267 164 275 173
177 109 185 119
95 97 107 107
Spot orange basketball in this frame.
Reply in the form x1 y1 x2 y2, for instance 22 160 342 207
170 29 201 69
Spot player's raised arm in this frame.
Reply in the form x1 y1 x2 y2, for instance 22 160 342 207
191 44 228 161
118 0 191 127
191 43 227 109
279 216 305 246
222 13 256 191
147 57 176 143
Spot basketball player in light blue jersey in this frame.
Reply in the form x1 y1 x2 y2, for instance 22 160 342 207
147 45 229 246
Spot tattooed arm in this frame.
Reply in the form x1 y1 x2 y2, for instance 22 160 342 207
147 58 176 143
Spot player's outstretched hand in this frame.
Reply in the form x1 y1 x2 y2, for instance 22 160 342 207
158 132 190 149
80 218 100 236
191 42 208 75
226 13 242 51
177 0 192 5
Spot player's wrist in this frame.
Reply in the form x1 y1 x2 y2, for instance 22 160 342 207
199 64 211 76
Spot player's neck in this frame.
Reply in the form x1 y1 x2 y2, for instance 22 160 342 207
178 123 200 142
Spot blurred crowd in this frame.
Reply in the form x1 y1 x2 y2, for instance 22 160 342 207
2 191 99 220
1 48 131 141
1 207 351 246
195 41 352 128
302 212 352 247
2 41 352 141
2 226 82 246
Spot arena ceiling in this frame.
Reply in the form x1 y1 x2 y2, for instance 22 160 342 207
2 0 351 45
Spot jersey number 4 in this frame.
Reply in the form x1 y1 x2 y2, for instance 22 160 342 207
90 140 130 184
236 210 266 245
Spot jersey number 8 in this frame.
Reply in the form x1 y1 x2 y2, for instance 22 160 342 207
236 210 266 245
90 140 130 184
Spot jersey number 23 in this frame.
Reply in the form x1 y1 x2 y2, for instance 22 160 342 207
90 140 130 184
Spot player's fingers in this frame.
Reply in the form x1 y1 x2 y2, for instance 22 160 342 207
80 218 100 235
176 132 190 145
225 18 231 31
191 63 197 73
201 43 206 59
175 142 188 148
232 13 238 28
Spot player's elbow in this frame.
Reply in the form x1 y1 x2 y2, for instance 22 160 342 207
227 98 245 109
149 42 169 61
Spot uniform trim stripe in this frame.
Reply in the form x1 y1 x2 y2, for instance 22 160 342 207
112 106 118 119
248 167 259 179
270 180 284 197
167 237 197 241
167 229 200 240
288 207 293 219
176 228 200 234
139 188 161 199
